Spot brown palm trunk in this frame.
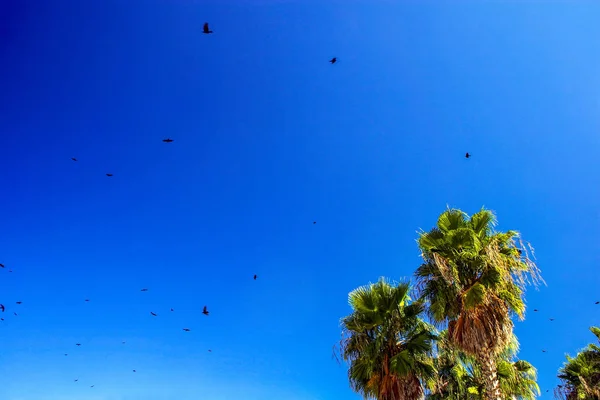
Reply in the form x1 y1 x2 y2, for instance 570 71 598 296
478 350 503 400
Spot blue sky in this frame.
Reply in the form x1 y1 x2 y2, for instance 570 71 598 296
1 1 599 399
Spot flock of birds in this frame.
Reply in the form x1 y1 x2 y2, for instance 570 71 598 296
5 19 593 396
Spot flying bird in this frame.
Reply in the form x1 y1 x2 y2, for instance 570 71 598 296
85 299 90 302
465 152 471 159
329 57 337 64
122 341 126 344
202 306 209 316
203 22 213 34
0 304 4 312
141 288 148 292
162 138 174 143
208 349 212 352
13 312 17 316
0 318 4 321
150 312 157 317
183 328 191 332
133 370 136 373
595 301 599 305
171 308 174 312
542 350 547 353
550 318 555 321
76 343 81 346
74 379 78 382
313 221 317 225
71 157 77 161
533 309 538 312
16 301 22 305
253 274 257 280
90 385 94 388
106 173 113 177
0 263 4 268
65 354 68 356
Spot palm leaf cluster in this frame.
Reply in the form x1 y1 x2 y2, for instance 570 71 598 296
340 278 437 400
556 327 600 399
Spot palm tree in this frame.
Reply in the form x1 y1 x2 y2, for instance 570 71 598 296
556 326 600 399
415 208 542 400
339 278 437 400
428 331 539 400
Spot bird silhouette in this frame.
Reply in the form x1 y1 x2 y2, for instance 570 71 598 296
16 301 22 305
542 350 547 353
595 301 599 305
0 318 4 321
533 309 539 312
0 263 4 268
13 312 17 316
65 354 68 356
106 173 113 177
313 221 317 224
202 306 209 316
0 304 4 312
74 379 78 382
162 138 174 143
133 370 136 373
122 341 126 344
71 157 77 161
183 328 191 332
141 288 148 292
329 57 337 64
90 385 94 388
203 22 213 34
76 343 81 346
253 274 257 280
85 299 90 302
550 318 555 321
171 308 174 312
150 312 157 317
465 152 471 159
208 349 212 352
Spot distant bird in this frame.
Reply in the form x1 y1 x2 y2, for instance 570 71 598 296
90 385 94 388
133 370 136 373
150 312 157 317
8 269 12 273
141 288 148 292
542 350 547 353
13 312 17 316
71 157 77 161
162 138 174 143
208 349 212 352
0 318 4 321
122 341 126 344
253 274 257 280
76 343 81 346
202 306 209 316
0 263 4 268
85 299 90 302
550 318 555 321
465 152 471 159
74 379 78 382
313 221 316 224
106 173 113 177
329 57 337 64
533 309 538 312
65 354 68 356
203 22 213 34
16 301 22 305
171 308 174 312
0 304 4 312
183 328 191 332
595 301 599 305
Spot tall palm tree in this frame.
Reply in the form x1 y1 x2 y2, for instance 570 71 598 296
415 208 542 400
428 331 539 400
556 326 600 399
339 278 437 400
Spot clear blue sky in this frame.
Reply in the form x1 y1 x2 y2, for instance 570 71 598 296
1 1 599 399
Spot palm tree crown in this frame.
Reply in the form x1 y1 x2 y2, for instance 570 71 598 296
340 278 437 400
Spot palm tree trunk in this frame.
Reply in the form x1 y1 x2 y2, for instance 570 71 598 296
478 350 502 400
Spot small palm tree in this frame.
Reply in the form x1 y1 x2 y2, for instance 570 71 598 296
428 331 539 400
556 326 600 399
339 278 437 400
415 208 542 400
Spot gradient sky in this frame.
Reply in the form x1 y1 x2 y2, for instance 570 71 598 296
1 1 600 399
